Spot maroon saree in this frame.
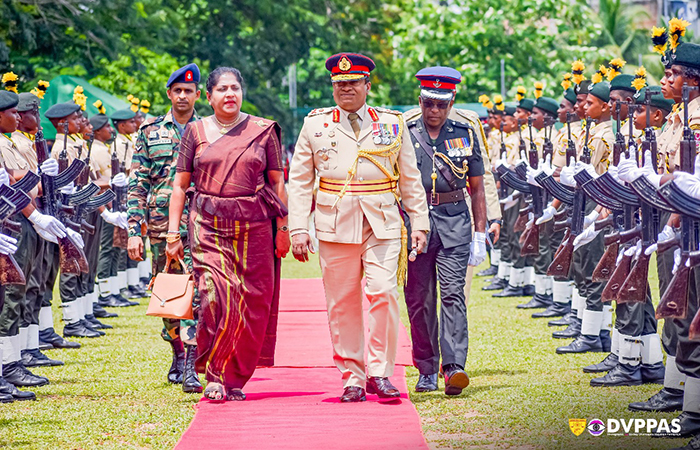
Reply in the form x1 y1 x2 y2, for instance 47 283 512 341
177 115 286 389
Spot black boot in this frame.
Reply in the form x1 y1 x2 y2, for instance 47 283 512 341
653 412 700 438
482 277 507 291
93 304 117 318
39 328 81 349
522 284 536 296
549 312 575 327
583 353 618 373
85 314 113 330
590 363 642 387
168 339 185 384
63 321 101 338
671 434 700 450
517 293 552 309
477 265 498 277
182 345 203 393
629 388 684 412
0 376 35 401
533 302 570 318
552 317 581 339
492 284 525 297
2 362 49 387
641 362 666 384
21 349 63 367
556 334 603 354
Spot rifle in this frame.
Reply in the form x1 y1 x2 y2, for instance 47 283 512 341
0 173 40 285
496 122 508 198
613 102 625 166
520 117 542 256
517 118 527 158
33 106 88 275
71 133 98 235
111 138 129 249
547 118 594 277
565 113 578 166
657 84 698 319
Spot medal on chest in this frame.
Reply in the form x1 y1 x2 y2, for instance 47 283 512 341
372 123 400 145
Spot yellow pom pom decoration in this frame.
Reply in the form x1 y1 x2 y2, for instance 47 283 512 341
2 72 18 93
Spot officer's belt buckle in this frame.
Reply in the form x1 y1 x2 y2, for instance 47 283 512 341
430 191 440 206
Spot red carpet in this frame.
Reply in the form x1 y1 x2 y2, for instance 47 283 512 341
175 278 428 450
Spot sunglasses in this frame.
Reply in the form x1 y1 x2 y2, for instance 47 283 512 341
422 100 450 110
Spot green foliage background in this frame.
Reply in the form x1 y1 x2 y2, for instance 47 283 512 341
0 0 678 142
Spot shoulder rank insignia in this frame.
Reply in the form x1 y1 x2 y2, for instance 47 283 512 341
307 107 333 117
373 106 402 115
332 108 340 123
367 107 379 122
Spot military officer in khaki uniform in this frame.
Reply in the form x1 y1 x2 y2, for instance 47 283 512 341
288 53 430 403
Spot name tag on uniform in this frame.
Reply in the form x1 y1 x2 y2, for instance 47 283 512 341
148 138 172 146
445 137 472 157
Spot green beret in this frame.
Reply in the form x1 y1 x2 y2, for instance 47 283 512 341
634 86 675 112
517 98 535 112
671 43 700 70
534 97 559 117
89 114 110 131
564 88 577 105
503 105 517 116
110 108 136 121
45 102 80 119
17 93 40 112
589 81 611 103
0 91 19 111
610 74 636 93
490 108 504 116
575 80 591 96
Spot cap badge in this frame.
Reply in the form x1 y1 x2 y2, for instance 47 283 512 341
433 81 442 88
338 56 352 72
185 71 193 81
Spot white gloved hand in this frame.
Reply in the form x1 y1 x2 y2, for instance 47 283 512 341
526 166 541 187
623 242 639 258
617 152 639 183
646 225 677 256
536 205 556 225
573 225 600 250
117 212 128 229
0 233 18 255
673 172 700 200
101 209 127 230
111 173 128 188
0 168 9 187
40 158 59 177
633 241 642 259
560 158 577 187
66 228 84 249
640 150 663 187
28 210 67 243
616 245 625 264
499 194 514 205
673 248 681 274
59 181 75 195
575 161 598 179
541 154 554 176
607 164 620 183
468 232 487 267
583 210 600 229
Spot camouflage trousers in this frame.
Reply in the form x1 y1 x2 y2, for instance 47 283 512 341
151 239 197 345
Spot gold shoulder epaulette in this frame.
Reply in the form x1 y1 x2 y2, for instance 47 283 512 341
452 108 480 124
403 107 421 122
307 107 334 117
373 106 402 115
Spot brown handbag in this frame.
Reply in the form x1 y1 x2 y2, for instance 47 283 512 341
146 258 195 320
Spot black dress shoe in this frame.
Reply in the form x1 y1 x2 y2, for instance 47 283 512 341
533 302 570 319
0 377 35 401
549 312 575 327
366 376 400 398
492 284 525 298
39 329 81 349
168 340 185 384
112 294 139 307
340 386 366 402
556 334 603 354
63 321 101 338
80 319 105 336
583 353 619 373
0 392 13 403
93 304 117 318
444 368 469 396
522 284 536 296
21 349 63 367
98 295 127 308
182 345 203 393
2 362 49 387
672 433 700 450
654 412 700 438
629 388 685 412
85 314 113 330
517 294 552 309
482 278 507 291
127 285 147 299
415 373 438 392
641 362 665 384
477 265 498 277
590 363 642 387
552 318 581 339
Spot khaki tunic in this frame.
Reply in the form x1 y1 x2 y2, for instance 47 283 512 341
51 133 84 164
10 131 38 171
114 133 135 173
90 139 113 177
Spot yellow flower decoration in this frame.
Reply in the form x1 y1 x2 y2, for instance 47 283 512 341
571 60 586 85
516 86 526 102
561 73 573 91
651 26 669 55
140 99 150 114
606 58 625 81
31 80 50 99
669 17 690 51
591 65 608 84
93 100 106 115
129 95 140 112
485 100 494 110
127 94 134 102
534 82 543 99
73 86 87 111
478 94 490 106
632 66 647 92
493 94 505 111
2 72 18 93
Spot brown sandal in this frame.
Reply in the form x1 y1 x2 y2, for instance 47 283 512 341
203 383 226 403
226 388 246 401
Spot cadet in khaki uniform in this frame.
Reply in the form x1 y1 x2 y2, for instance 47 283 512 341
288 53 430 403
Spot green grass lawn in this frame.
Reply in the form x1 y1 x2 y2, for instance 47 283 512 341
0 253 690 449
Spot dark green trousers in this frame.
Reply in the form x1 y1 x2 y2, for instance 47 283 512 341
97 221 119 280
571 199 605 312
41 242 59 308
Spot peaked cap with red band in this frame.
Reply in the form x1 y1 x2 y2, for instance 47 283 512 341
325 53 376 82
167 63 201 88
415 66 461 101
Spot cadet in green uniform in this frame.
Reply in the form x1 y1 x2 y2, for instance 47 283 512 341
127 63 202 393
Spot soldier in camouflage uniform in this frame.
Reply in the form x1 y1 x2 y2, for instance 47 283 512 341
127 63 202 394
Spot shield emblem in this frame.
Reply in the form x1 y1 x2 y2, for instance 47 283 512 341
569 419 587 436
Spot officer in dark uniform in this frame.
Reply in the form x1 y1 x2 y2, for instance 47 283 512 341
404 67 488 395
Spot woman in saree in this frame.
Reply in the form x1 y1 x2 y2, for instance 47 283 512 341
167 67 290 402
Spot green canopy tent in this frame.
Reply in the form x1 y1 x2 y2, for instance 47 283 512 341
38 75 134 141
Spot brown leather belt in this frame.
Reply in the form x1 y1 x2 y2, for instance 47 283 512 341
430 189 465 206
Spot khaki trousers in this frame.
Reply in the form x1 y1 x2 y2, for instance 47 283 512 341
318 219 401 389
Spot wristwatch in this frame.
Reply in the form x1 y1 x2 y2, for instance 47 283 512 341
278 225 289 232
128 224 141 238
